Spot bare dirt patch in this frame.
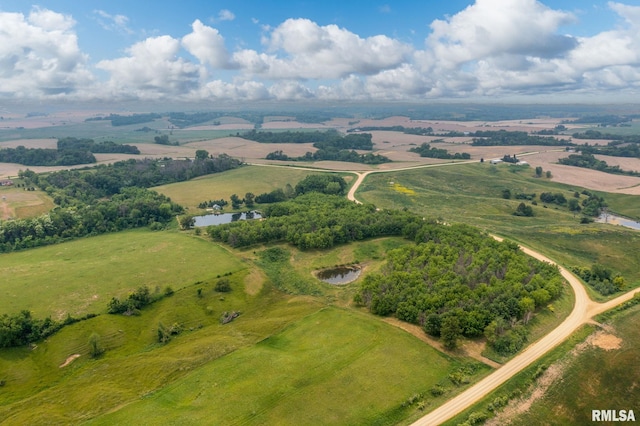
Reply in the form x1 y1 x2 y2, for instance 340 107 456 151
588 330 623 351
486 363 565 426
59 354 81 368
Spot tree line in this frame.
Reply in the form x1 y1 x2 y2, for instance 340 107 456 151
558 153 640 177
409 142 471 159
470 130 571 146
247 129 391 164
57 137 140 154
85 113 161 126
0 138 140 167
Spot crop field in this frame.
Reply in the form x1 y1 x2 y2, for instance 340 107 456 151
356 163 640 293
0 229 246 318
87 307 489 426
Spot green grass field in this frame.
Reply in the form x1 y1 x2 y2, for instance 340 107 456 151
0 272 323 424
87 307 488 426
153 166 349 211
356 163 640 293
0 229 245 318
2 151 639 425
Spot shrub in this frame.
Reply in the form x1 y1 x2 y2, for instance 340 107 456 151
215 278 232 292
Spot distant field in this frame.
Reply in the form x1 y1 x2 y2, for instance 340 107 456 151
153 165 352 210
0 118 242 144
87 307 489 426
0 229 245 318
356 163 640 293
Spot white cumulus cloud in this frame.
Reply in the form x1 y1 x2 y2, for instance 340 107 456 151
182 20 230 69
96 36 202 99
232 18 412 80
0 7 93 98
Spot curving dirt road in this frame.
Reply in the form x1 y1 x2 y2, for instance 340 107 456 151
253 160 640 425
343 165 640 426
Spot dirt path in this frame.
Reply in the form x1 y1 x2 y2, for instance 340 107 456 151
341 164 640 426
252 160 640 426
383 318 501 369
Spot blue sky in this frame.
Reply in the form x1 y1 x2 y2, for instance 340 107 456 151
0 1 638 104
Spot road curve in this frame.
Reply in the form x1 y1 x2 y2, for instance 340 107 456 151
340 163 640 426
250 160 640 425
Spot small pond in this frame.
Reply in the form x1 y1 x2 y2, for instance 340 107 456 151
316 265 361 285
597 213 640 231
194 211 262 227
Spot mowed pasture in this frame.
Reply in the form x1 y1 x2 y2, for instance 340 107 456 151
0 185 55 220
356 163 640 294
0 229 245 319
153 165 353 210
87 307 489 426
0 269 323 424
0 231 489 425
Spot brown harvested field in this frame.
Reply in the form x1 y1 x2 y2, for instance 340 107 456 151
0 138 57 149
186 136 317 158
594 154 640 172
517 150 640 195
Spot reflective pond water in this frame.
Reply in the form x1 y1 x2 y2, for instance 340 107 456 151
316 266 361 285
597 213 640 231
194 211 262 227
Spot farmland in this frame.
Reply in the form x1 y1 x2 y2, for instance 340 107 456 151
1 111 640 425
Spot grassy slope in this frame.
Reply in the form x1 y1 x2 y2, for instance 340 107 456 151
87 307 487 426
0 268 322 425
0 229 245 318
357 163 640 294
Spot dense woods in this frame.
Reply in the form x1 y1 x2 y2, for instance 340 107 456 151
208 187 565 354
354 224 564 353
409 142 471 159
57 137 140 154
0 155 241 252
471 130 571 146
0 145 95 166
207 192 425 249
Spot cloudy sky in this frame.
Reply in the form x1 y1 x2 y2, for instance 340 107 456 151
0 0 639 104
